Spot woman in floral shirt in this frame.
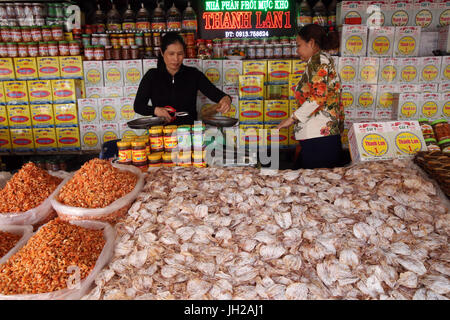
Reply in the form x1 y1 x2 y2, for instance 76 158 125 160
278 24 344 169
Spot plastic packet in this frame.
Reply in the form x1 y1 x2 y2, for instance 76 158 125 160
0 225 34 265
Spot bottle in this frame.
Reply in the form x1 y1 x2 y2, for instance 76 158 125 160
297 0 312 28
93 3 106 33
182 1 197 33
151 2 166 31
122 2 136 31
106 0 122 32
136 2 150 31
327 0 337 30
166 3 181 31
312 0 327 27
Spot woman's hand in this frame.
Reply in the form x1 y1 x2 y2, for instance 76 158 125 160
154 107 173 122
216 96 232 114
277 117 295 130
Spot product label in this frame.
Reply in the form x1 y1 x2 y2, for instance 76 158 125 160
126 68 141 84
397 36 416 55
392 10 409 26
395 132 422 154
360 66 377 82
361 134 389 157
401 66 417 82
359 92 375 108
103 130 118 143
341 92 354 108
381 65 397 82
106 68 121 83
379 92 394 108
31 104 53 127
83 131 99 148
443 101 450 117
81 106 97 122
205 68 220 84
421 101 438 118
401 102 417 117
340 65 357 82
415 9 432 28
345 36 364 55
101 105 117 122
120 103 135 121
422 65 439 81
440 9 450 26
443 64 450 80
372 36 391 55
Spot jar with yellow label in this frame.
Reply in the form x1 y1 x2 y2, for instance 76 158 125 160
438 139 450 154
425 138 440 152
149 126 164 152
192 150 206 168
177 151 192 167
163 125 178 152
148 152 162 167
117 140 132 165
162 152 176 167
137 135 150 157
131 141 147 168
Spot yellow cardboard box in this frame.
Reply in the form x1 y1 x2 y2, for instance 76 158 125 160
13 57 38 80
238 75 264 101
59 56 83 79
0 58 15 81
291 60 307 76
243 60 267 82
10 128 34 152
0 105 8 127
78 99 99 124
4 81 29 105
0 128 11 152
30 104 54 127
268 60 291 84
289 74 302 100
289 100 298 117
239 124 264 146
239 100 264 123
27 80 52 104
264 123 289 146
53 103 78 127
0 82 6 105
7 105 31 127
51 79 82 104
264 100 289 123
56 126 80 150
37 57 60 80
33 127 58 151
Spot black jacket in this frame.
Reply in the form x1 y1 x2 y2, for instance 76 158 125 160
133 64 228 125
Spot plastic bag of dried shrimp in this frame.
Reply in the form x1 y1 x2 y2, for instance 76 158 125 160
0 225 34 265
0 220 115 300
50 161 144 223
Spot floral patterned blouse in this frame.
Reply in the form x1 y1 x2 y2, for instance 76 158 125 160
292 51 344 140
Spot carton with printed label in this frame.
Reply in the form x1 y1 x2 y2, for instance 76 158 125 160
56 126 80 150
80 123 101 150
7 105 31 128
359 57 379 84
342 84 358 120
420 30 439 56
196 93 215 117
388 0 414 27
439 82 450 93
85 87 104 99
375 84 397 120
268 60 291 84
440 92 450 118
414 0 441 31
239 75 264 101
118 121 143 140
239 124 264 146
99 98 119 123
341 120 353 149
78 99 99 124
243 60 267 83
10 128 34 152
395 92 420 119
101 123 120 144
337 1 367 26
356 84 377 119
394 26 421 57
419 92 440 120
202 60 223 87
399 57 420 83
124 86 139 98
27 80 52 104
419 83 438 92
338 57 359 83
30 104 54 127
222 60 242 86
348 122 394 162
142 59 158 75
36 57 60 80
53 103 78 127
289 74 302 100
0 82 5 106
13 57 38 80
263 124 289 146
222 85 239 96
0 128 11 152
220 95 239 119
83 61 104 87
264 100 289 124
123 60 143 86
4 81 29 105
0 105 8 128
59 56 83 79
103 60 123 87
419 56 441 83
339 25 368 57
366 1 390 27
387 120 427 159
378 58 399 84
119 97 136 121
103 86 123 98
239 100 264 124
398 83 420 92
291 60 307 76
289 100 298 117
33 127 57 152
0 58 15 81
183 58 202 71
367 26 395 57
440 56 450 81
51 79 82 104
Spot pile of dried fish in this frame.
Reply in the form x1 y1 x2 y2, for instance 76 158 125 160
83 160 449 300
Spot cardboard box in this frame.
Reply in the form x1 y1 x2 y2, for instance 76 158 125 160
51 79 81 104
80 123 101 150
414 0 441 31
27 80 52 105
337 1 367 26
398 83 419 92
124 86 139 98
441 56 450 81
33 127 57 151
419 83 438 92
243 60 267 82
289 100 298 117
395 92 420 119
85 87 104 99
419 92 440 119
440 92 450 118
439 82 450 92
289 74 302 100
103 87 123 98
196 93 215 117
142 59 158 74
366 1 390 27
420 31 439 56
183 58 202 71
378 58 399 84
101 123 120 144
367 26 396 57
239 124 264 146
220 95 239 119
263 124 289 146
356 84 377 119
375 84 397 120
59 56 83 79
123 60 143 86
238 75 264 101
118 121 142 140
239 100 264 123
419 56 441 83
291 60 307 76
0 82 5 106
222 85 239 96
118 97 136 121
13 57 38 80
438 25 450 53
30 104 54 127
341 120 353 149
387 120 427 159
267 60 291 84
264 100 289 123
394 26 421 57
388 0 414 27
399 57 420 83
0 105 8 128
0 58 15 81
439 0 450 28
53 103 78 127
7 105 31 127
222 60 242 86
56 126 80 151
339 25 368 57
10 128 34 152
103 61 124 87
338 57 359 83
202 60 223 87
4 81 29 105
36 57 60 80
342 84 358 120
99 98 119 123
348 122 394 162
359 57 379 84
83 61 104 87
0 128 11 152
78 99 99 124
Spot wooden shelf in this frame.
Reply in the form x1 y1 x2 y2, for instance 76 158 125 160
0 150 100 156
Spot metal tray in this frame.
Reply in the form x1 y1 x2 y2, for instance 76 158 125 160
202 115 238 127
127 116 167 129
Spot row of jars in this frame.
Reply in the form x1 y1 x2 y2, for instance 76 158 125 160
419 118 450 154
85 45 149 61
0 25 65 43
0 40 80 58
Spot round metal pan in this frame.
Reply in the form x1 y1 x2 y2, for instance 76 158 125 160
127 116 167 129
202 115 238 127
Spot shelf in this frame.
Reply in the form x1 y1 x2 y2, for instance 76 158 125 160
0 149 100 156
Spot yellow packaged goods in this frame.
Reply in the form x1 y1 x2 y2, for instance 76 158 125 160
56 126 80 150
394 26 421 57
0 105 8 127
419 92 440 120
27 80 52 104
101 123 119 144
389 0 414 27
13 57 38 80
399 57 420 83
337 1 366 26
78 99 99 124
0 58 15 81
4 81 29 105
268 60 291 84
339 25 368 57
367 26 395 57
222 60 242 86
0 128 11 152
440 92 450 118
99 98 119 123
243 60 267 82
341 84 357 120
348 122 394 162
30 104 54 127
119 97 136 121
396 92 420 120
148 152 162 167
53 103 78 127
202 60 222 86
36 57 60 80
123 60 143 86
239 75 264 101
7 105 31 127
441 56 450 81
375 84 397 120
264 100 289 123
356 84 377 119
80 123 101 150
378 58 399 84
264 124 289 146
10 128 35 152
338 57 359 83
220 95 239 119
419 56 441 83
291 60 307 76
51 79 81 104
239 100 263 123
289 100 298 117
289 74 302 100
239 124 264 146
118 122 141 140
103 61 124 87
86 87 104 99
358 57 379 84
414 0 440 31
83 61 104 87
0 82 5 106
387 120 427 159
341 120 352 149
177 151 192 167
33 127 57 152
59 56 83 79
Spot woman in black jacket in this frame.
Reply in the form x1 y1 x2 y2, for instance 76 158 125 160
133 32 231 125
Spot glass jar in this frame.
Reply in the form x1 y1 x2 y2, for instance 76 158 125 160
69 40 80 55
126 33 135 46
256 44 264 59
99 34 109 47
419 118 435 140
104 45 113 60
30 26 42 42
94 45 105 60
274 44 283 59
42 25 52 42
177 126 192 151
247 45 256 59
38 41 48 56
112 45 121 60
144 33 152 47
144 46 153 57
122 45 130 60
0 27 12 42
117 140 132 165
438 139 450 154
110 34 119 46
162 152 176 167
154 46 161 57
10 26 22 43
153 32 161 47
81 34 91 47
177 151 192 167
58 41 69 56
192 125 205 151
431 119 450 143
186 32 195 46
212 39 222 59
135 33 144 46
6 42 17 57
91 34 100 46
21 26 32 42
163 125 178 152
425 138 440 152
149 126 164 152
148 152 162 167
84 45 94 60
18 43 28 57
280 36 289 45
283 45 292 59
131 140 147 167
291 44 297 58
51 25 64 41
264 44 274 59
118 34 127 46
0 43 7 58
27 42 38 57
